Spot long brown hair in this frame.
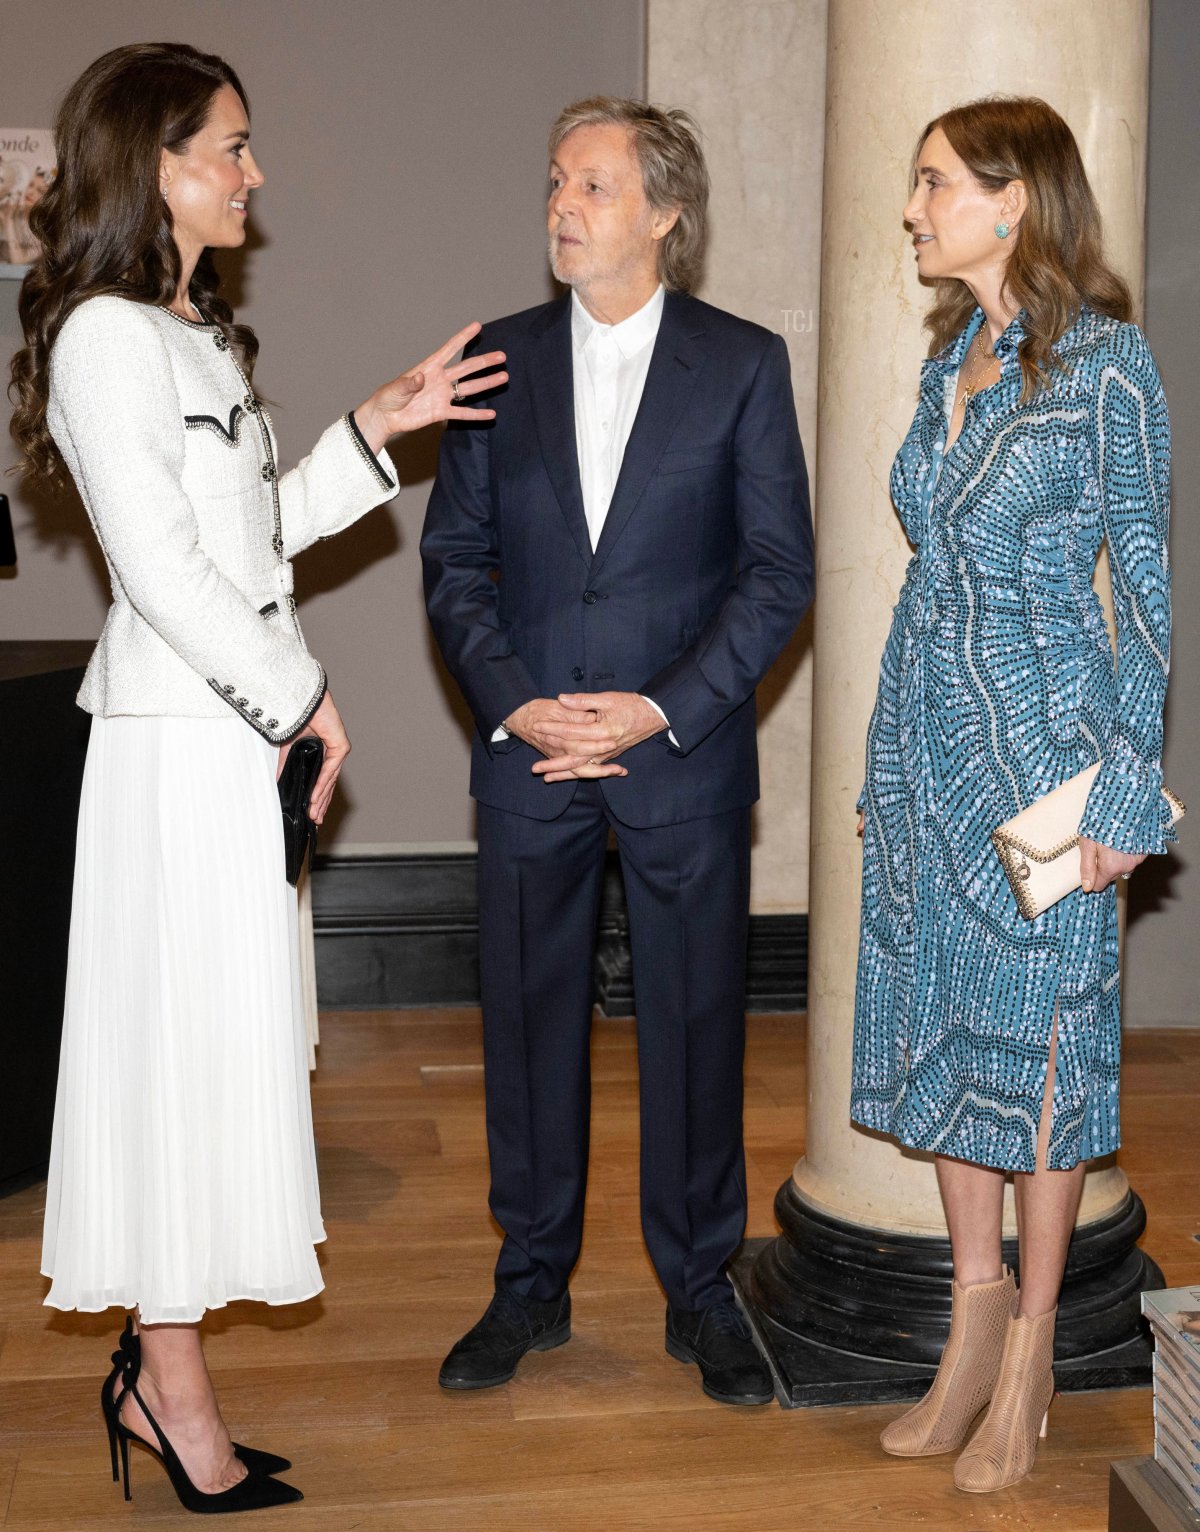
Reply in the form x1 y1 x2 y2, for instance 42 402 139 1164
9 42 260 488
916 96 1132 399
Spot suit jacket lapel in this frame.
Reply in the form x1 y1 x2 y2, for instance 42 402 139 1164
528 296 592 568
589 292 708 578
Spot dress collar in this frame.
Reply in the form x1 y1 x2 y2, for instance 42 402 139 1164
571 284 665 359
927 306 1027 371
920 306 1028 413
991 308 1027 358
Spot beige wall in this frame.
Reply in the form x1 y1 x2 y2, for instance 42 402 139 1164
5 2 1194 959
1127 0 1200 1026
647 0 826 914
0 0 645 849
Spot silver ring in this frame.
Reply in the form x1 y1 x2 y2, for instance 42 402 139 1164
1120 871 1132 880
451 378 462 404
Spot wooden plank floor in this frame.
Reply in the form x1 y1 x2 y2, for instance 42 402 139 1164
1 1013 1198 1530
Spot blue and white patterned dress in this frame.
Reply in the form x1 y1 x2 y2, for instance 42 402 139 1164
850 305 1174 1173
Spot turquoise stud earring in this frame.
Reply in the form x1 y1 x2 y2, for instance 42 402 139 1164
995 221 1010 239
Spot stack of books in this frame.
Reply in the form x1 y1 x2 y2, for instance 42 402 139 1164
1143 1286 1200 1517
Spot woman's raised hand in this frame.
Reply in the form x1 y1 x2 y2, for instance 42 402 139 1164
353 321 507 451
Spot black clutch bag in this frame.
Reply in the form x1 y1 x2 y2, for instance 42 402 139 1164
0 494 16 567
278 735 324 886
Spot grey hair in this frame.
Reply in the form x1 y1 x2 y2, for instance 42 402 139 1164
548 96 709 292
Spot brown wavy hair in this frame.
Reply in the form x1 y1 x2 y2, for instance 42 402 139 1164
916 96 1132 399
9 42 260 488
549 97 709 292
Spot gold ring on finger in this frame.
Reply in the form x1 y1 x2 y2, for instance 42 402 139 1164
451 378 463 403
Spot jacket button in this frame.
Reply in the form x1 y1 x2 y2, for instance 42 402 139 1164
582 590 597 605
571 667 584 682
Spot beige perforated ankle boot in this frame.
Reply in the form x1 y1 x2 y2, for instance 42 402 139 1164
880 1268 1016 1457
953 1305 1056 1492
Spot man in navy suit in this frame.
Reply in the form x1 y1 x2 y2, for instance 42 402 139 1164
423 97 813 1405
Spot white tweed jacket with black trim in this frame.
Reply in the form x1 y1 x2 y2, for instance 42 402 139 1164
47 295 397 742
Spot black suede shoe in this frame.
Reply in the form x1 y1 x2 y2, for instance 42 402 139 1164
665 1300 774 1405
439 1289 571 1390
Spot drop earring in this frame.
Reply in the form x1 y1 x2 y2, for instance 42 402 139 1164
995 221 1010 239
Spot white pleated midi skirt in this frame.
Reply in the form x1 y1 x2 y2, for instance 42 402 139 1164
41 715 326 1323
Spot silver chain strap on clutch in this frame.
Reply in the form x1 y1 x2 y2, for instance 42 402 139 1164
992 762 1186 920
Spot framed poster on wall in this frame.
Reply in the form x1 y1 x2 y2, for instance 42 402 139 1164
0 129 55 279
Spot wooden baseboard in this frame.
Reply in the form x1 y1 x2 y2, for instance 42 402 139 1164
310 850 807 1016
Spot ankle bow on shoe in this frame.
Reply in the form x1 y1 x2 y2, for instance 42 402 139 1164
100 1316 296 1487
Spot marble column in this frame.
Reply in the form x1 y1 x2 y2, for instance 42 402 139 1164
740 0 1159 1403
647 0 829 916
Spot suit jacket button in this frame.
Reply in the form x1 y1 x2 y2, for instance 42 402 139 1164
582 590 597 604
571 667 584 682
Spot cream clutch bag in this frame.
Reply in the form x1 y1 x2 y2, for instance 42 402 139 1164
992 763 1186 920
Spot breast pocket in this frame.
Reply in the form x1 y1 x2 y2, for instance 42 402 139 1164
655 442 733 476
182 405 260 500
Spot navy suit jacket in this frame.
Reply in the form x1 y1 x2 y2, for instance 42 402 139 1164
421 289 814 828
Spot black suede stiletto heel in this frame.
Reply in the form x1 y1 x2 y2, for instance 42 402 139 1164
101 1317 293 1478
102 1322 302 1513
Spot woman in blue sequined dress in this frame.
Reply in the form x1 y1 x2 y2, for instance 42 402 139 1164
851 98 1174 1492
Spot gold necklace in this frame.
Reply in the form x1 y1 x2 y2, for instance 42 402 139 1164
957 328 997 405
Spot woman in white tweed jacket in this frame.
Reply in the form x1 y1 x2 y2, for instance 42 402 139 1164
50 297 395 743
10 43 505 1513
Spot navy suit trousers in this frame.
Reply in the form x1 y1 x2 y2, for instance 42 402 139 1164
478 785 751 1311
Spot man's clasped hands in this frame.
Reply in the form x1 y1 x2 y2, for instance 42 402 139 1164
504 692 668 783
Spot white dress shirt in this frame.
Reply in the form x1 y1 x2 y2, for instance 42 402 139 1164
572 283 664 550
495 284 675 744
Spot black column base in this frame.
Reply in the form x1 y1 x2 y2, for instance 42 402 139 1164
730 1179 1164 1409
